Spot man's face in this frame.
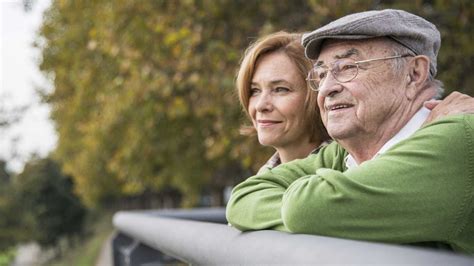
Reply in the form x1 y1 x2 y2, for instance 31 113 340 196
315 39 408 141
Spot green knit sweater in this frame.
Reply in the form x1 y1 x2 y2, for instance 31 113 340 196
226 115 474 254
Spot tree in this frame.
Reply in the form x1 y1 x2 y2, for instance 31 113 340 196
14 158 86 248
0 160 35 251
0 160 24 251
37 0 473 207
0 160 10 184
0 104 26 129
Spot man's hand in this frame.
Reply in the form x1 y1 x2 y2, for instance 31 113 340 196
423 91 474 126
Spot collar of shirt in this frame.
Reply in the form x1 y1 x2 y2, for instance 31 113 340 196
345 107 431 169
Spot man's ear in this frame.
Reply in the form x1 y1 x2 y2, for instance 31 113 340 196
405 55 430 100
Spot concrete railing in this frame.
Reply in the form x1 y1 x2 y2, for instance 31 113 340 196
112 208 474 265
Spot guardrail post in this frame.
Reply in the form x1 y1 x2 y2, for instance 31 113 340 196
112 232 181 266
112 232 132 265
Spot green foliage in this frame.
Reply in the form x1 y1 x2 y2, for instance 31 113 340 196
0 189 25 251
0 247 16 266
0 161 29 251
38 0 473 207
0 161 10 186
14 158 86 248
45 211 113 266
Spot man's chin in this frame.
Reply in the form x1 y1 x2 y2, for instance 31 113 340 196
326 126 353 140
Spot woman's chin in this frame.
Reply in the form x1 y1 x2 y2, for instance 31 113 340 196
258 139 279 148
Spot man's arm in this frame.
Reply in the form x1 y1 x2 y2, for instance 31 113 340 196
281 115 473 249
226 142 347 231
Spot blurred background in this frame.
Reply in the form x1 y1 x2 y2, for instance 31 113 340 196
1 0 472 264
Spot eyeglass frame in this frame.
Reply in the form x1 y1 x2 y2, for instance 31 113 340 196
306 54 413 91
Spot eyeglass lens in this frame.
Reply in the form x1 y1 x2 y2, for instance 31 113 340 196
307 59 359 90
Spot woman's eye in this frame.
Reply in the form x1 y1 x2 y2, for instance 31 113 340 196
274 87 290 93
249 88 260 96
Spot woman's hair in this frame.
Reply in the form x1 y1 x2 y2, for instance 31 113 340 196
236 31 329 143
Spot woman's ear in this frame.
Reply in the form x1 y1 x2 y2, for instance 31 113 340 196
405 55 430 100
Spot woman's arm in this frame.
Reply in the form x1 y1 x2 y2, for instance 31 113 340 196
226 142 346 231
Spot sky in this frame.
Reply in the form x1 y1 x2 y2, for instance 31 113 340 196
0 0 55 173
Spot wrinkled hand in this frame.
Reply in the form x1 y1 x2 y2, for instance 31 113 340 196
423 91 474 126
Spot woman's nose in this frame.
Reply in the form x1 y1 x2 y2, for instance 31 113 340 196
255 92 273 112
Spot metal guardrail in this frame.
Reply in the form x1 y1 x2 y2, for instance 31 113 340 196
112 208 474 265
112 208 227 265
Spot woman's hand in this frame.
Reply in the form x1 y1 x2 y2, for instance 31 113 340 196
423 91 474 125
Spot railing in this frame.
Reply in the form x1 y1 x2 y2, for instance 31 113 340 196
112 208 474 265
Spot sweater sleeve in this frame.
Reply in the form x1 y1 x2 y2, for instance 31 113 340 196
225 142 346 231
281 115 474 248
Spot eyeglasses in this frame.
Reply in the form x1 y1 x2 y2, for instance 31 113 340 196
306 54 412 91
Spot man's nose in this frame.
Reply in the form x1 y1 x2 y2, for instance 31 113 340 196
318 72 343 98
255 92 273 112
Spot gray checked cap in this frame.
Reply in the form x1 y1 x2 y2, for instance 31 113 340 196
302 9 441 76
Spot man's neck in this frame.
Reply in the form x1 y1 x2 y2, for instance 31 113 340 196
341 102 427 165
341 127 403 164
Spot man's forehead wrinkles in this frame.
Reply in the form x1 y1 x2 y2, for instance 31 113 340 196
316 47 360 65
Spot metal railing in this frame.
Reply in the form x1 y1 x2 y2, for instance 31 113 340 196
112 208 474 265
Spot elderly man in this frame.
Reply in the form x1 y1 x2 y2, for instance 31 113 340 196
226 9 474 254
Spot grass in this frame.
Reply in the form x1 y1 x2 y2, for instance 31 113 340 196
46 211 114 266
0 247 16 266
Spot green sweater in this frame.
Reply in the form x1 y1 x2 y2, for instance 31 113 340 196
226 115 474 254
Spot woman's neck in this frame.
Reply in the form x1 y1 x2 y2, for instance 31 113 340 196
276 141 322 164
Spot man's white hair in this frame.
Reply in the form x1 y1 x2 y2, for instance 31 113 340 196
385 38 444 99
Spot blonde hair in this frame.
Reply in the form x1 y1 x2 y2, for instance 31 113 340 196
236 31 329 143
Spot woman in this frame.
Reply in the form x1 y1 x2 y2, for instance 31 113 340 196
236 31 331 172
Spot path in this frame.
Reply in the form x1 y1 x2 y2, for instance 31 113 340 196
95 233 113 266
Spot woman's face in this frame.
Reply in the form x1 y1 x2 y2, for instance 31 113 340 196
248 52 311 150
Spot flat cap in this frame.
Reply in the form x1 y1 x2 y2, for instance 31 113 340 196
302 9 440 76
